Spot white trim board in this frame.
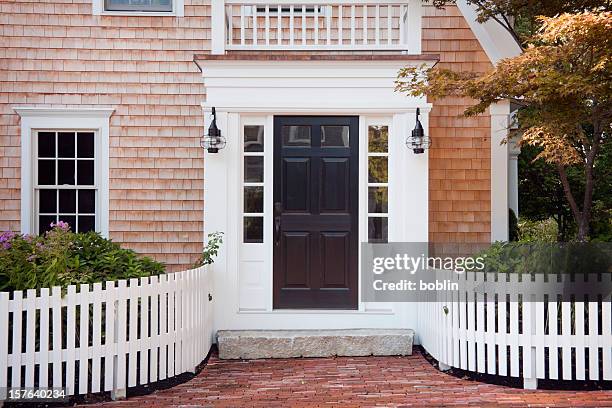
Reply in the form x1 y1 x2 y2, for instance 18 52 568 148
13 107 114 237
92 0 184 16
456 0 522 65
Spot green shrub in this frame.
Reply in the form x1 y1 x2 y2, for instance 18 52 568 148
518 218 558 242
0 222 164 292
194 231 223 267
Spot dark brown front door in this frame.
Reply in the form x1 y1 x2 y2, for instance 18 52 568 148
273 116 359 309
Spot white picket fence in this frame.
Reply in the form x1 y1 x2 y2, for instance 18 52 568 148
0 265 213 400
419 271 612 388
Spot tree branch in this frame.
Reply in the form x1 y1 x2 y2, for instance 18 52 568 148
556 164 582 225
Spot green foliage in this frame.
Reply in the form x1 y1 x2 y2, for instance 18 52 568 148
518 218 559 243
0 224 164 292
194 232 224 267
509 209 520 241
474 241 610 275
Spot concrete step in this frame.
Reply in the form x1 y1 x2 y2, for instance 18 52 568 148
217 328 414 359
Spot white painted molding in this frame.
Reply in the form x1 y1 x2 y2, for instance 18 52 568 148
12 107 115 118
490 101 511 242
456 0 522 65
92 0 184 16
13 106 114 237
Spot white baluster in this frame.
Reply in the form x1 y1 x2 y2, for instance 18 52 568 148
338 4 342 45
277 4 282 45
399 4 405 47
240 5 246 45
326 5 331 45
387 5 392 45
302 4 306 45
314 4 319 45
362 4 367 45
375 4 380 45
350 5 355 45
252 4 257 45
265 5 270 45
227 4 233 46
290 5 294 46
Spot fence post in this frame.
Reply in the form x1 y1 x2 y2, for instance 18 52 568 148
523 294 538 390
211 0 226 54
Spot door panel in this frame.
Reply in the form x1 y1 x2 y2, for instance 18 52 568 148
273 116 359 309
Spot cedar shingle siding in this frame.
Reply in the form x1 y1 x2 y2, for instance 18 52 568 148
0 1 492 270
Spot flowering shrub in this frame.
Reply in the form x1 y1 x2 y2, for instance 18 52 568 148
0 223 164 292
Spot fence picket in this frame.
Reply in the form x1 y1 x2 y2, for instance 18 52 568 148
548 298 559 380
0 292 9 396
24 289 36 388
150 276 159 383
104 281 116 392
51 287 62 389
603 292 612 380
128 279 139 387
139 277 150 385
39 288 50 388
78 284 90 395
66 286 76 395
561 301 572 380
115 280 128 393
159 275 168 381
588 299 598 380
92 282 103 393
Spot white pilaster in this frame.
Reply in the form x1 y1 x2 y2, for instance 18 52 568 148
490 101 511 242
211 0 226 54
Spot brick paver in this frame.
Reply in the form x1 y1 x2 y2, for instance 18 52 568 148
88 350 612 407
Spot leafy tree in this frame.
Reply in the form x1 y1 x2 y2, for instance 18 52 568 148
424 0 611 43
397 12 612 241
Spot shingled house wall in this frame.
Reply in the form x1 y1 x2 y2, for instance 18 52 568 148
0 1 492 270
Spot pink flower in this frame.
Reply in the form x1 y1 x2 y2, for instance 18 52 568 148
51 221 70 231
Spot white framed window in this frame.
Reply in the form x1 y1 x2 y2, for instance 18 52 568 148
13 107 114 237
367 124 389 243
34 130 98 234
242 124 265 243
92 0 184 16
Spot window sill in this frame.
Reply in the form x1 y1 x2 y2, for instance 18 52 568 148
97 10 179 16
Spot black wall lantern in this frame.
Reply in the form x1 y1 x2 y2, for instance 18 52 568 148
201 107 226 153
406 108 431 154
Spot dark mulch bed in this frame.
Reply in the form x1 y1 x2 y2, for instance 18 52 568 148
417 345 612 391
3 347 214 407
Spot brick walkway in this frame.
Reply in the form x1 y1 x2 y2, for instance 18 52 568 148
88 350 612 407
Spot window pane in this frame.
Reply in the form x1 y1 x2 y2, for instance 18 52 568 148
368 217 388 243
78 190 96 213
244 186 264 213
58 215 76 231
38 132 55 158
78 216 96 233
368 125 388 153
77 160 94 185
105 0 172 12
321 126 349 148
39 215 57 234
282 126 311 147
244 126 264 152
59 190 76 213
368 187 388 213
58 132 75 158
38 160 55 185
244 216 263 243
368 157 388 183
244 156 264 183
58 160 75 185
77 132 94 158
39 189 57 213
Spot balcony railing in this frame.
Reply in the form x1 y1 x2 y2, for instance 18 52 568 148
210 0 422 54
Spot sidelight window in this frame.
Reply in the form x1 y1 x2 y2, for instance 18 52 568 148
243 125 265 243
367 125 389 243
